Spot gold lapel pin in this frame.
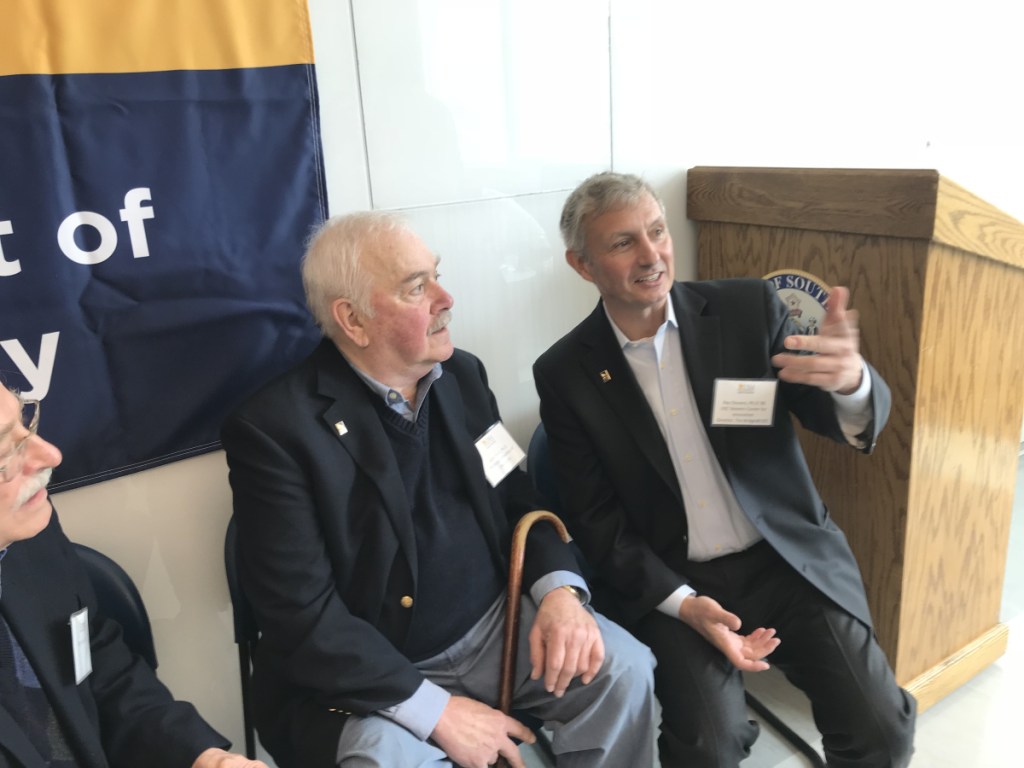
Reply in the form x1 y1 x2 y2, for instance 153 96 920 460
334 421 348 436
599 369 612 383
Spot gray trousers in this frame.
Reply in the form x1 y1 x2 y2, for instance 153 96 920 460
337 594 658 767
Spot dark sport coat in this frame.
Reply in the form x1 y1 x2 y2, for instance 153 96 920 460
0 513 225 767
221 340 580 767
533 278 889 629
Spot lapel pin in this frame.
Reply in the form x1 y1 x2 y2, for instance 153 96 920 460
599 369 612 383
334 421 348 436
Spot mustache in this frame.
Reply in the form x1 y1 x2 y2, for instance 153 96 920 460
429 309 453 334
16 468 52 508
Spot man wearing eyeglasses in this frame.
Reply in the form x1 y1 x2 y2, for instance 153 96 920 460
0 385 267 768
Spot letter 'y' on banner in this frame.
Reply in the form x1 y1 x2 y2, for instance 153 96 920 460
0 1 326 489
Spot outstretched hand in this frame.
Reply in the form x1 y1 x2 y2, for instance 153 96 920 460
771 285 864 395
678 594 780 672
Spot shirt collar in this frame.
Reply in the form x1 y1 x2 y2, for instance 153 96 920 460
348 361 444 411
603 297 678 350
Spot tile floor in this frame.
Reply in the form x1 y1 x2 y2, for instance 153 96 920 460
524 454 1024 767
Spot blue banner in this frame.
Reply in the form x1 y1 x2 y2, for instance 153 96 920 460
0 9 325 489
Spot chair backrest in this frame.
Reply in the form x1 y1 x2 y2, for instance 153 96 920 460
223 515 259 759
526 422 564 515
72 543 158 670
528 422 604 590
223 516 259 646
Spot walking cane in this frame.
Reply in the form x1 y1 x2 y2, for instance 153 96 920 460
496 510 572 768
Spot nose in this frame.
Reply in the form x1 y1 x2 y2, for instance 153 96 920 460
636 235 661 264
23 433 62 474
432 282 454 310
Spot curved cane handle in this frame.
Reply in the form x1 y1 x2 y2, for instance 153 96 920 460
498 510 572 716
495 510 571 768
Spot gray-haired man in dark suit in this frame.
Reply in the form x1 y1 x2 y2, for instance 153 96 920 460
534 171 916 768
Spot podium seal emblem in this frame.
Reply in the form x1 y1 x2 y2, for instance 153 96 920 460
763 269 831 336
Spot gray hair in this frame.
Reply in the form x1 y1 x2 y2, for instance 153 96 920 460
559 171 665 256
301 211 410 333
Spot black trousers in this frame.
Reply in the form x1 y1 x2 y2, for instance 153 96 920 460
632 541 917 768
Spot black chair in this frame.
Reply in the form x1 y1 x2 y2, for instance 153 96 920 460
73 542 158 671
526 423 564 520
223 516 259 760
526 423 826 768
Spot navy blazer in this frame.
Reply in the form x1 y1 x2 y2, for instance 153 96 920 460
221 340 580 767
0 513 225 768
533 279 889 629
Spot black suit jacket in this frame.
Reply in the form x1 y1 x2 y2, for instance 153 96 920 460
533 279 890 629
0 513 226 768
221 340 580 767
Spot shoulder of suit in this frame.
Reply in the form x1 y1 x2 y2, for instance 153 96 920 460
534 301 607 371
441 349 496 395
224 338 337 424
679 277 774 310
2 513 76 590
444 347 482 375
683 277 770 297
534 328 584 375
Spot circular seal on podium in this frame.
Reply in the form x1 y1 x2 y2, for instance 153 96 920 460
763 269 831 336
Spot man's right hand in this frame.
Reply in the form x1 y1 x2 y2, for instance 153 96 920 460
430 695 536 768
678 594 780 672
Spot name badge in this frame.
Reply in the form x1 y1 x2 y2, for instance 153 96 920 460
70 607 92 684
474 421 526 488
711 379 778 426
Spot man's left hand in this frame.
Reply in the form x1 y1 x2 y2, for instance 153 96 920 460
192 748 269 768
528 587 604 697
771 285 864 395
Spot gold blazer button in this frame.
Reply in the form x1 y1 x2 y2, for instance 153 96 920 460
400 595 414 608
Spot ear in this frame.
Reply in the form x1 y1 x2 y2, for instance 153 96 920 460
331 298 369 348
565 249 595 283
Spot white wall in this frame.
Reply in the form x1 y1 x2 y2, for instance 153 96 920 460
52 0 1024 757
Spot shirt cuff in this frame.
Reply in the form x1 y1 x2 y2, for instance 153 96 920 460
656 585 697 618
832 359 871 405
530 570 590 606
831 360 872 447
376 679 451 741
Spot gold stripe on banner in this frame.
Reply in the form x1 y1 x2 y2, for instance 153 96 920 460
1 0 315 76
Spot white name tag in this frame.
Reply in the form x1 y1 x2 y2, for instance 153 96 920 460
70 607 92 684
474 421 526 488
711 379 778 426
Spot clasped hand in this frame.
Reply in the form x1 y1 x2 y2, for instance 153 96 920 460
191 748 269 768
429 587 603 768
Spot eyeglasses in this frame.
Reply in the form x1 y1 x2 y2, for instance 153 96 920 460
0 399 40 483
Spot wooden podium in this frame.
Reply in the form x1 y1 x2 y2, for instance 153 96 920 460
686 167 1024 712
